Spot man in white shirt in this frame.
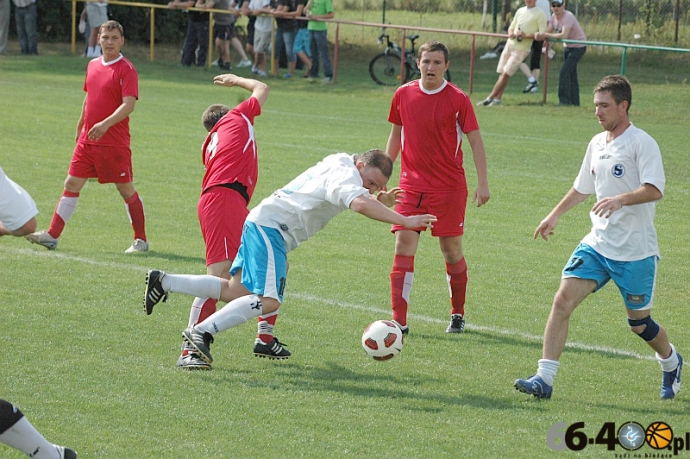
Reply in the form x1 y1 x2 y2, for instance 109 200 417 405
514 75 682 400
143 149 436 368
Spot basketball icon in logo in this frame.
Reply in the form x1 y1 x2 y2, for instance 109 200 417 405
646 422 673 449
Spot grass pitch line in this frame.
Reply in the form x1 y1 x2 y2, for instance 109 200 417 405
7 247 654 361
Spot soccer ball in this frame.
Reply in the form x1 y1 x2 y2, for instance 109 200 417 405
361 320 404 361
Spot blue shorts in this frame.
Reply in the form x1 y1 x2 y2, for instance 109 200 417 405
230 221 287 303
293 28 311 56
562 243 658 310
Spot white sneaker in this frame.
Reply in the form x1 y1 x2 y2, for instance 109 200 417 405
237 59 252 68
257 70 268 77
487 99 503 106
476 98 493 107
211 58 219 67
25 230 58 250
125 238 149 253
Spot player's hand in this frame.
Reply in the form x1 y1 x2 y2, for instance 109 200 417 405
472 184 490 207
214 74 240 86
377 187 404 207
403 214 437 230
534 215 558 240
591 196 622 219
87 122 109 141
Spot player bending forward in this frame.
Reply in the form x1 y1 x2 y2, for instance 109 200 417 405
143 149 436 369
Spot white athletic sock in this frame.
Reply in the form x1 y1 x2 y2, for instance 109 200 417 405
528 76 537 84
165 274 222 300
536 359 560 386
86 46 95 57
94 45 102 56
55 195 78 223
657 343 679 372
0 416 60 459
196 295 263 335
188 297 206 327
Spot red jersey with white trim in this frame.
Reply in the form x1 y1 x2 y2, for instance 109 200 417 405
79 54 138 147
388 80 479 192
201 97 262 200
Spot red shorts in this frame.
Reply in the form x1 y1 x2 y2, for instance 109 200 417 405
69 142 133 184
392 188 467 237
198 186 249 266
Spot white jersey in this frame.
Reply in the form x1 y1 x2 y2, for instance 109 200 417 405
574 123 665 261
248 153 370 252
0 166 39 232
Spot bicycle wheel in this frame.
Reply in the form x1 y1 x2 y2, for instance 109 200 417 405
369 53 405 86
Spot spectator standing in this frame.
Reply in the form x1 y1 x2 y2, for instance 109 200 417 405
518 0 549 93
169 0 210 67
272 0 302 78
514 75 682 400
239 0 257 67
293 0 311 77
536 0 586 106
305 0 333 83
85 0 108 57
0 0 9 54
248 0 272 77
476 0 546 106
11 0 38 55
26 21 148 253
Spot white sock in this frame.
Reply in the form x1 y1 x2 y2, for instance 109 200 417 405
536 358 560 386
87 46 95 57
196 295 263 335
188 297 207 327
657 343 679 372
95 45 102 56
0 416 60 459
528 76 537 83
164 274 222 300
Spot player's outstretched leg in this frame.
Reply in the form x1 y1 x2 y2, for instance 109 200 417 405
660 351 682 399
143 270 168 315
514 375 553 400
182 326 214 364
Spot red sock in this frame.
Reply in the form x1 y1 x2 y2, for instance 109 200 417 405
390 255 414 327
257 310 279 344
124 192 146 241
48 190 79 239
447 258 468 316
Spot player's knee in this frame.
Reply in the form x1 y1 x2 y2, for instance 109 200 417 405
628 315 660 342
0 399 24 434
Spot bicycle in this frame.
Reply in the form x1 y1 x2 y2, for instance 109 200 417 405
369 32 451 86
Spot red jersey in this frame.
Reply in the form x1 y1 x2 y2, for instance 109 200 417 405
79 55 139 147
201 97 262 200
388 80 479 192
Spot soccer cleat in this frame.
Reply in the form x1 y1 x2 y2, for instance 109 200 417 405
253 337 291 359
55 445 78 459
446 314 465 333
237 59 252 68
514 375 553 399
392 320 409 336
530 86 538 93
25 230 58 250
176 353 212 370
125 238 148 253
476 98 493 107
522 80 538 93
661 353 682 399
183 326 214 364
143 270 168 315
487 99 503 106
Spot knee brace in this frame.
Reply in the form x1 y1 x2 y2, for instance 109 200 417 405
0 399 24 434
628 315 660 342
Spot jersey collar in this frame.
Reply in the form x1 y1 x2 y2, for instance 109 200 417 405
418 79 447 95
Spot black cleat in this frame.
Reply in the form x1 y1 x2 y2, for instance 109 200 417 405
445 314 465 333
253 338 291 359
144 270 168 315
182 326 214 364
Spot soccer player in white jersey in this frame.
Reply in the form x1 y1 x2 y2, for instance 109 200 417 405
143 149 437 368
0 166 38 238
515 75 682 399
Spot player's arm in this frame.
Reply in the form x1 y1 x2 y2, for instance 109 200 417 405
466 129 490 207
591 183 662 219
213 74 270 106
385 124 402 163
87 96 136 142
349 194 436 229
75 94 88 142
534 187 589 240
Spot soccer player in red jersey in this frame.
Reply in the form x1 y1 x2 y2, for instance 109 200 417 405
173 74 270 369
385 41 490 335
26 20 148 253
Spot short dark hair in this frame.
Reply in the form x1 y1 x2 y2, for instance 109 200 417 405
594 75 632 112
201 104 230 132
361 149 393 179
99 20 124 37
418 41 449 63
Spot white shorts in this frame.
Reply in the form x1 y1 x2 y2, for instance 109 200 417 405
253 30 271 54
0 167 38 231
496 41 530 76
86 3 109 29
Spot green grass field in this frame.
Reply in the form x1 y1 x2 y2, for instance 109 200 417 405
1 42 689 458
